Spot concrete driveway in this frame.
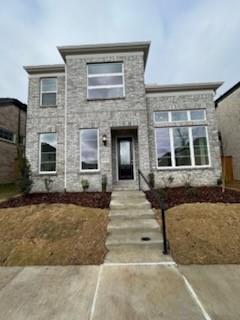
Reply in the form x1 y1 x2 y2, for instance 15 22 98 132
0 263 240 320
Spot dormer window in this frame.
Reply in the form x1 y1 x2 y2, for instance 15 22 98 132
87 63 124 100
40 78 57 106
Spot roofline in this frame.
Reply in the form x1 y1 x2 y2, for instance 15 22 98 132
0 98 27 111
57 41 150 67
145 82 224 94
215 81 240 106
23 64 65 75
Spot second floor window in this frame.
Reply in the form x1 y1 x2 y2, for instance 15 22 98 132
87 63 124 100
0 127 16 143
40 78 57 106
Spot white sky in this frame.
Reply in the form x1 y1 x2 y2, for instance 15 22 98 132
0 0 239 103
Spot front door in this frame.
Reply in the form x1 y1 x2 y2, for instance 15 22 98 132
117 137 134 180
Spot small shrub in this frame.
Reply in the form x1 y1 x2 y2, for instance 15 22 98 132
148 172 155 188
102 174 107 192
81 179 89 191
185 186 199 198
217 177 223 186
17 155 33 194
162 175 174 189
158 188 167 201
44 177 54 192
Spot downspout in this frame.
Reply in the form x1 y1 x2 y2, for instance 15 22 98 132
64 64 68 191
17 107 21 144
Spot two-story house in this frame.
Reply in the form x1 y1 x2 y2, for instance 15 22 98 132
24 41 222 192
0 98 27 184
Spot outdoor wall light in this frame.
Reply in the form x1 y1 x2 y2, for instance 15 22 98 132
102 134 107 146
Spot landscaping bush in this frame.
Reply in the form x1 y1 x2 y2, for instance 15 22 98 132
16 148 33 194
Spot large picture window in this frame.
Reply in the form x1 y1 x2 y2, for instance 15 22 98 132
80 129 99 171
40 78 57 106
155 126 209 168
87 63 124 100
39 133 57 173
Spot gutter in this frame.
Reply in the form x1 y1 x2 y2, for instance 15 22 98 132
64 65 68 191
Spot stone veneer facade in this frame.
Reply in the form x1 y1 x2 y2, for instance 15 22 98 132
25 42 222 192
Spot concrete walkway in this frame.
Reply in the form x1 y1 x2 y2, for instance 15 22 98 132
105 190 172 263
1 263 240 319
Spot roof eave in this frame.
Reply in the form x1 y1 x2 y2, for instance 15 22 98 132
215 81 240 106
57 41 150 68
23 64 65 75
146 82 224 94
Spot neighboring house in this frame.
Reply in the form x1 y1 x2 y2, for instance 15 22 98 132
0 98 27 184
24 41 222 192
215 82 240 180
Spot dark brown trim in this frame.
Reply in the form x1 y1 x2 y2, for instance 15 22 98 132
215 81 240 107
0 98 27 111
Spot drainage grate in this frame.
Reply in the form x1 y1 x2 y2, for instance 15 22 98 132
141 237 151 241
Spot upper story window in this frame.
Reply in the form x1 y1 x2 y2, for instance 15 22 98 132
87 63 124 100
0 127 16 143
154 109 206 123
39 133 57 173
40 78 57 106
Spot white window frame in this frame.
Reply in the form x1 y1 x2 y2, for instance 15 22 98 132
79 128 100 172
154 109 206 123
155 126 211 170
39 133 57 174
87 63 125 100
40 78 57 106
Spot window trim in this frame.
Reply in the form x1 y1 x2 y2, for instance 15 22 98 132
154 126 211 170
40 77 57 107
154 109 206 123
39 132 57 174
87 62 125 100
79 128 100 173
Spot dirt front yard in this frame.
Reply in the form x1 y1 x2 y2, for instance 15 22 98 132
164 203 240 264
0 204 109 266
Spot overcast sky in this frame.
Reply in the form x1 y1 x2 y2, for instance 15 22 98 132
0 0 239 103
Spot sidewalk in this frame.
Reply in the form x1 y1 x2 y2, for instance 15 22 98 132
0 263 240 319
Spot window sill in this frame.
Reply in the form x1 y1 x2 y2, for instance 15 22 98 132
38 172 57 176
87 96 125 102
0 138 15 144
79 170 100 174
156 165 212 171
40 105 57 108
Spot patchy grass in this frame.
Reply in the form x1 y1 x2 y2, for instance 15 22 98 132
0 183 19 201
0 204 109 266
163 203 240 264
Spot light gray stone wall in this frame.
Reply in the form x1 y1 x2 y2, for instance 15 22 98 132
146 92 222 187
25 75 65 192
26 50 222 192
65 52 150 191
216 87 240 180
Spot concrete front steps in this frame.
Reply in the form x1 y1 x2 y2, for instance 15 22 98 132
105 190 172 263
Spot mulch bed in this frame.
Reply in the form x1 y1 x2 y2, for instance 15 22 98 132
145 186 240 209
0 192 111 209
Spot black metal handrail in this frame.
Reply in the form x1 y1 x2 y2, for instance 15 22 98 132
138 169 168 255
